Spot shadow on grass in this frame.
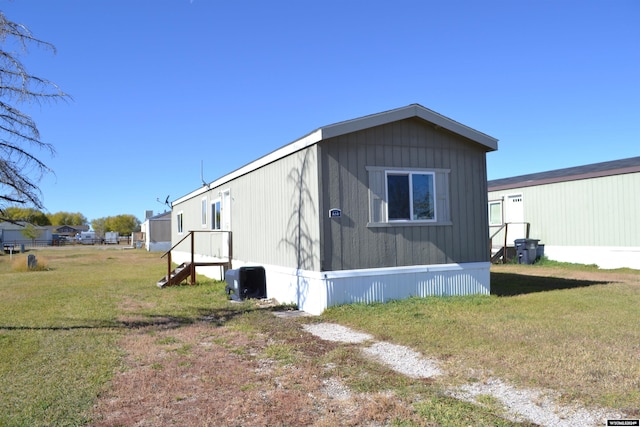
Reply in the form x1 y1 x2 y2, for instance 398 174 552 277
491 272 612 296
0 303 296 332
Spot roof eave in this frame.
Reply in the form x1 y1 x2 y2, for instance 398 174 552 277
173 104 498 206
488 164 640 192
172 129 323 206
321 104 498 151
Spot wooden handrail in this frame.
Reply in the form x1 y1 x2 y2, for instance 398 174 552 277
160 232 191 259
489 223 507 262
489 222 530 263
160 230 232 285
489 223 507 241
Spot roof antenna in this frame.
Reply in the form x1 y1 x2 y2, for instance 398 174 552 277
201 160 210 188
156 195 170 207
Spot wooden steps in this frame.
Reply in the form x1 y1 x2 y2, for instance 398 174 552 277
157 261 230 288
158 230 233 288
157 262 191 288
491 246 505 264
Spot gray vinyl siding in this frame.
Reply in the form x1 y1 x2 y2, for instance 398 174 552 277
150 218 171 242
171 146 321 270
488 172 640 247
229 146 321 269
319 118 489 271
170 198 212 256
172 112 493 273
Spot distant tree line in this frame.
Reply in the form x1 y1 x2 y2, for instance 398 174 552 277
1 207 141 235
2 207 86 226
91 215 140 236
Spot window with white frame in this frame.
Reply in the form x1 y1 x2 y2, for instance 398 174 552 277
367 166 451 226
176 212 184 234
201 198 207 226
211 200 221 230
488 200 503 226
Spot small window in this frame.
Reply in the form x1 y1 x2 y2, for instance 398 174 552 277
211 200 221 230
488 201 503 226
201 198 207 226
176 212 183 234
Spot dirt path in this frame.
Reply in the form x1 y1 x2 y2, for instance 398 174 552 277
89 316 628 427
89 320 424 427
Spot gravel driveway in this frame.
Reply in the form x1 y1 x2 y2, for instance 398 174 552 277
303 322 627 427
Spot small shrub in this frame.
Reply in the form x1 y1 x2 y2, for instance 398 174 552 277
11 255 49 272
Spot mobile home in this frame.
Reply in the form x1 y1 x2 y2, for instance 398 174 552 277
488 156 640 269
141 211 171 252
170 104 498 314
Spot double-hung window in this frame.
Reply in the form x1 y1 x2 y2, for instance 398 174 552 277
367 166 451 226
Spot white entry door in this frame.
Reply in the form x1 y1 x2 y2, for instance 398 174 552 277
505 194 526 246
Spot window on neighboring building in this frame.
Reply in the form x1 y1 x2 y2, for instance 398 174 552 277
176 212 183 234
211 200 221 230
367 167 451 226
488 200 503 226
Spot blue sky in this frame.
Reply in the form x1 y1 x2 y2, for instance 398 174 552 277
2 0 638 222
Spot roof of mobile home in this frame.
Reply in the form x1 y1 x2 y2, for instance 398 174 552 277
174 104 498 205
488 156 640 191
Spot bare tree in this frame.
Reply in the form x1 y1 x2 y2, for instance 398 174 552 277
0 11 69 215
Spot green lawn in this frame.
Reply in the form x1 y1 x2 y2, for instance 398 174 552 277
322 264 640 411
0 247 225 426
1 248 638 425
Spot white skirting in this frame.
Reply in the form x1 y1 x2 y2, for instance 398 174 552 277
264 262 490 315
146 241 171 252
171 251 490 316
543 246 640 270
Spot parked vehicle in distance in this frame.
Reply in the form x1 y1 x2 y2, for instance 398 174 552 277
76 231 103 245
105 232 119 244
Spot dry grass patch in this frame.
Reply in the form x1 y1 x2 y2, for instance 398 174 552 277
89 319 427 427
9 254 50 271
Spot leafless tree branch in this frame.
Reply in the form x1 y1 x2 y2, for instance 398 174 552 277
0 11 69 210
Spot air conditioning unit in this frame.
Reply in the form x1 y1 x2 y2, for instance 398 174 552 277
225 266 266 301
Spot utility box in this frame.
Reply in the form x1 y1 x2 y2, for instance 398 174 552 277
515 239 540 264
225 266 267 301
